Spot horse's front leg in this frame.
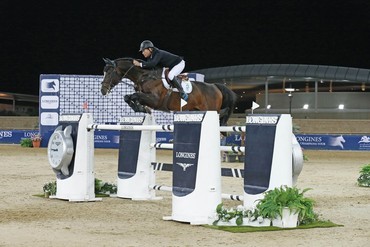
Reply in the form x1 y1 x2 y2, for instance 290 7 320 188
124 94 148 113
134 92 161 110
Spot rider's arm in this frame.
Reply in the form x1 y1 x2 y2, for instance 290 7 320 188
141 49 161 69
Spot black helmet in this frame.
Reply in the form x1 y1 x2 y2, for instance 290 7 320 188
139 40 154 52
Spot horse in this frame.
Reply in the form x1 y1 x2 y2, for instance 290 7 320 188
100 57 237 126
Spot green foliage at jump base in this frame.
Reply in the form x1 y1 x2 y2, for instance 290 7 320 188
42 179 117 197
357 164 370 187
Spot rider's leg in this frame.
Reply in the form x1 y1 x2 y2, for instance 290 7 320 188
171 77 188 101
168 60 188 101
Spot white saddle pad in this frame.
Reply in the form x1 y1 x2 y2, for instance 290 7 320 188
161 68 192 94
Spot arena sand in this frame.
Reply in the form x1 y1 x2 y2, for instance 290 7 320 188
0 145 369 247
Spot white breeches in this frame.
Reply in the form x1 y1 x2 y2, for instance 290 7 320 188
168 60 185 80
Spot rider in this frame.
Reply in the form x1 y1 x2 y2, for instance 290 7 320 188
133 40 188 101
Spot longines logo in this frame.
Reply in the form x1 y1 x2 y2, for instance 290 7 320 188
120 116 144 123
246 116 278 125
175 151 196 159
296 136 323 142
176 162 194 171
59 115 81 122
0 131 12 139
40 95 59 109
174 114 204 122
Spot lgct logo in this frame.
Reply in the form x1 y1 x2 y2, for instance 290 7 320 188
41 79 60 92
47 81 56 89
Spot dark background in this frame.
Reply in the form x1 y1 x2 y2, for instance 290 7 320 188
1 0 370 96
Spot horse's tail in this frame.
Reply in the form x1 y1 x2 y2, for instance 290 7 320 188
214 83 238 126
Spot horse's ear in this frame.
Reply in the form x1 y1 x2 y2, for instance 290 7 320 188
102 58 116 67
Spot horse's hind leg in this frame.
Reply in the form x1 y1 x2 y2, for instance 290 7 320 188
219 107 229 126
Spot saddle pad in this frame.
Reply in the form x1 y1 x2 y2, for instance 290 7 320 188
161 68 193 94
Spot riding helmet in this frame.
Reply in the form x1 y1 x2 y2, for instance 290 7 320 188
139 40 154 52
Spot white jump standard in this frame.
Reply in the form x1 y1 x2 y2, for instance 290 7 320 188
46 111 303 225
47 114 100 202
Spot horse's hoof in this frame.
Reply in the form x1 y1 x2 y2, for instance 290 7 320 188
145 106 152 114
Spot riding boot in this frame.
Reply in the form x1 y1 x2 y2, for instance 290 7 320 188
171 77 188 101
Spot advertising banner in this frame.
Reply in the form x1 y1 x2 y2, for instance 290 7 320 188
295 134 370 151
222 133 370 151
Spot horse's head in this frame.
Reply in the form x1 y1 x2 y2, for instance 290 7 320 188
101 58 138 95
101 58 122 95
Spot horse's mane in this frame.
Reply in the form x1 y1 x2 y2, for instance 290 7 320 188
115 57 134 62
114 57 162 78
116 57 164 69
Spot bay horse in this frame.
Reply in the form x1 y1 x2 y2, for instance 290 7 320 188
101 58 237 126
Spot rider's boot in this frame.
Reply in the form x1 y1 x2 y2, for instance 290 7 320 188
171 77 188 101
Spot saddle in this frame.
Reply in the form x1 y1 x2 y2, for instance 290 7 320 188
161 68 192 94
164 68 189 85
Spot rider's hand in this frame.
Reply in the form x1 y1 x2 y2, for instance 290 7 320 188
133 60 141 67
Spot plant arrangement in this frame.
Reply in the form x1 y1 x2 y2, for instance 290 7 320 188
42 178 117 198
20 138 33 147
357 164 370 187
95 178 117 194
256 186 317 225
213 204 247 226
28 133 42 148
43 181 57 197
30 133 42 142
213 186 318 227
213 204 266 226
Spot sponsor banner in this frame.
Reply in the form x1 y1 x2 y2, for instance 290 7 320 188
0 130 40 144
223 133 370 151
94 130 120 148
3 130 368 151
172 114 202 197
296 134 370 151
0 130 173 148
156 132 173 143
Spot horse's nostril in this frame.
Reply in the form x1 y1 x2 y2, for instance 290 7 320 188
101 88 107 95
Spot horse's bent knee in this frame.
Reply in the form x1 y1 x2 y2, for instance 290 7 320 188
124 95 131 102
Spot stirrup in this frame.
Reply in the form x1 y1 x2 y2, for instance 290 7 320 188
181 92 188 101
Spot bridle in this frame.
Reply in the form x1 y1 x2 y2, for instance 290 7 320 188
102 58 136 93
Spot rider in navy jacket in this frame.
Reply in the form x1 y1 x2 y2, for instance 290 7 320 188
133 40 188 101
